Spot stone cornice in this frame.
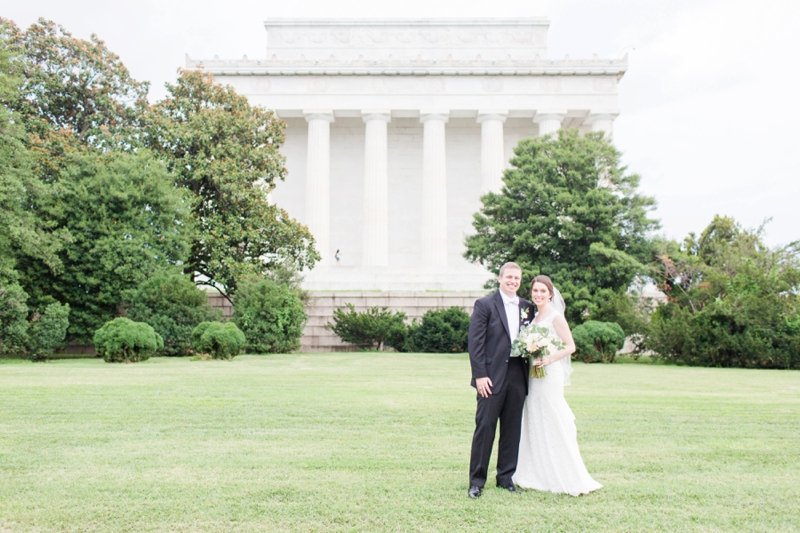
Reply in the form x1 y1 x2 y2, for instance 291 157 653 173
264 17 549 27
185 55 628 78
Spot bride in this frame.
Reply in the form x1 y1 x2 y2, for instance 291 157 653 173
512 275 602 496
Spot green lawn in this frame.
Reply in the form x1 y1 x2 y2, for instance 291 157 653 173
1 354 798 533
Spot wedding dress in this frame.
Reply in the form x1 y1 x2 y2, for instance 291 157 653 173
512 310 602 496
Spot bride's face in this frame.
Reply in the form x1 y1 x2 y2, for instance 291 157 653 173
531 282 552 307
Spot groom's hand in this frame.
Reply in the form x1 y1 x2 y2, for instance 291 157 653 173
476 377 493 398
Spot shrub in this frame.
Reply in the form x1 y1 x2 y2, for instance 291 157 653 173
572 321 626 363
405 307 470 353
124 272 221 357
190 321 246 360
27 303 70 362
93 318 164 363
232 277 306 354
646 303 800 369
327 304 407 351
646 216 800 369
0 279 29 355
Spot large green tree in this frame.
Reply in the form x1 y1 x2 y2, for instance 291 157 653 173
18 150 191 342
647 216 800 368
464 129 658 324
0 22 71 353
143 70 319 300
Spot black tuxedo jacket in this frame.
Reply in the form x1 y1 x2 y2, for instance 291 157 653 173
468 291 534 392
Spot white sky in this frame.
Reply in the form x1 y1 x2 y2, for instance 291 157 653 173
5 0 799 247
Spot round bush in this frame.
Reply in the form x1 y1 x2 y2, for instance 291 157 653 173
93 317 164 363
27 302 70 362
572 320 626 363
232 277 306 354
191 321 246 360
405 307 470 353
124 272 221 357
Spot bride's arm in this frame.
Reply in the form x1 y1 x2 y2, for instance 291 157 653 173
542 315 575 365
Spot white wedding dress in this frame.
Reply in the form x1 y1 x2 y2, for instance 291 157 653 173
512 311 602 496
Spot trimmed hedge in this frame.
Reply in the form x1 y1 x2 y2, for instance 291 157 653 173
191 321 246 360
572 320 626 363
93 317 164 363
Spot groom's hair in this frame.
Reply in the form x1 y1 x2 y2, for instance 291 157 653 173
498 262 522 277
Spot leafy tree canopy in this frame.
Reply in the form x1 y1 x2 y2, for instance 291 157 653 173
1 17 148 147
464 129 659 324
143 70 319 299
18 150 192 342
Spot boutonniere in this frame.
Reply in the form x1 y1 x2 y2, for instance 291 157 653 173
520 308 530 325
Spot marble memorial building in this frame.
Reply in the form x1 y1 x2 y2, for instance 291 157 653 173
187 17 627 292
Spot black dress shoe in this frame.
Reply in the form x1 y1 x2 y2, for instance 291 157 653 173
499 484 522 494
468 485 482 499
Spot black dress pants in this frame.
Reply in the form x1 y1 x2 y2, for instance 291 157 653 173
468 358 527 488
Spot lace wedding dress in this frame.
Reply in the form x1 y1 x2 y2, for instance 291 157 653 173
512 311 602 496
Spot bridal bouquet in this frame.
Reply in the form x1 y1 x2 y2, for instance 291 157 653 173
510 323 566 378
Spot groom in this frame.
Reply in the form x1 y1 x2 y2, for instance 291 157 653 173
467 262 534 499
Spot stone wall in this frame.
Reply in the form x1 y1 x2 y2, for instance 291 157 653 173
207 291 487 352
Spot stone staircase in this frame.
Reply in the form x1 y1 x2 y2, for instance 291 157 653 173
208 291 487 352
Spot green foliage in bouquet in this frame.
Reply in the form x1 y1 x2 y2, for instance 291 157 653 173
124 272 221 357
405 307 470 353
327 304 407 351
232 277 306 354
93 317 163 363
572 320 626 363
647 216 800 369
190 321 246 360
26 302 70 361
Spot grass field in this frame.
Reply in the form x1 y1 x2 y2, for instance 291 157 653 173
1 354 799 532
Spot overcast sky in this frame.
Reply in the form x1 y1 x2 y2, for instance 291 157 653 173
5 0 799 247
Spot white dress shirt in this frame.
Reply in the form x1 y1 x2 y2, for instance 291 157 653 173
500 291 520 342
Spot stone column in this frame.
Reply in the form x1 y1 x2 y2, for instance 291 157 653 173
361 110 391 267
304 110 335 265
477 111 508 195
534 110 566 137
420 111 449 269
585 112 618 139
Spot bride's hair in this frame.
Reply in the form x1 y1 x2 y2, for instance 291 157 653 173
531 275 555 299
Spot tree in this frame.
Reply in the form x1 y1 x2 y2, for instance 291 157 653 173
143 70 319 300
18 150 192 342
1 21 72 354
464 129 658 324
647 216 800 369
1 17 148 148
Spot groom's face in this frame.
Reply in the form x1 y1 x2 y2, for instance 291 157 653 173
498 268 522 297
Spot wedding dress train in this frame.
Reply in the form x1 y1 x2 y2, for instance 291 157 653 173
512 311 602 496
